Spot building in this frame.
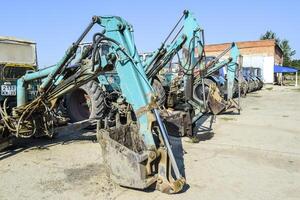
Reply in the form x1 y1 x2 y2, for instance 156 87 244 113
205 40 283 83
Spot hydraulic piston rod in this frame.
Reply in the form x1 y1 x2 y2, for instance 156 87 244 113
153 108 183 180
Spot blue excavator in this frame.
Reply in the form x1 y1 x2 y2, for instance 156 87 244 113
0 15 185 193
64 10 241 137
0 11 241 193
242 67 264 92
141 10 241 135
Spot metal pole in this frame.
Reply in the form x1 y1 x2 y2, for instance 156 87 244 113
238 66 241 113
201 77 207 110
296 71 298 87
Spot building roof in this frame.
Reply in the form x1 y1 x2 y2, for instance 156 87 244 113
274 65 298 73
205 39 283 55
0 36 35 44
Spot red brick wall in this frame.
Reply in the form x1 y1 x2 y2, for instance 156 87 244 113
204 40 283 60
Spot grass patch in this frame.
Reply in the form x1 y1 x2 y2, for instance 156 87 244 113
291 88 300 92
252 107 260 110
265 87 273 91
187 137 201 143
250 95 262 98
220 117 236 121
282 115 289 118
30 146 50 151
186 132 215 143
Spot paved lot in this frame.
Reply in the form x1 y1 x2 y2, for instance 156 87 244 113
1 86 300 200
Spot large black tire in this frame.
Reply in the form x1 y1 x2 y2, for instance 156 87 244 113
152 78 166 107
194 78 216 101
257 79 264 90
232 79 239 98
65 80 106 122
240 81 248 97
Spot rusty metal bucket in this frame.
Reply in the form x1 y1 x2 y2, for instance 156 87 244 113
97 129 157 189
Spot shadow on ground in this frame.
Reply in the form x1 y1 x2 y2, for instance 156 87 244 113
0 129 96 160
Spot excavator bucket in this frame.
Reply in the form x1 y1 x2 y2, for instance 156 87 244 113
207 84 240 114
97 129 157 189
207 84 226 115
97 121 185 194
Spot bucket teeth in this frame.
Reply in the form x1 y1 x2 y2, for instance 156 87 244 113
171 178 186 193
156 177 186 194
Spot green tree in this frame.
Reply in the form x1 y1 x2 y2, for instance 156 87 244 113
280 39 296 65
287 59 300 70
260 30 296 66
260 30 280 43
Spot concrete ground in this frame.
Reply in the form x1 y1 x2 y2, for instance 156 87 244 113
1 85 300 200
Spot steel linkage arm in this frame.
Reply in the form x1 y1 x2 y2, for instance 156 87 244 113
194 42 240 99
17 17 99 106
226 43 240 100
145 35 187 79
144 10 205 80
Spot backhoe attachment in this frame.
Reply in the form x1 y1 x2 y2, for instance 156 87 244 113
0 15 185 193
142 11 241 135
97 108 185 193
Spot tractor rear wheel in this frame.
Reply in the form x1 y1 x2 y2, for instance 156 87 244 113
65 80 106 122
194 78 216 101
152 78 166 107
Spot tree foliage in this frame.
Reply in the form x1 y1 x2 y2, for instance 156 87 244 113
260 30 296 66
260 31 280 43
286 59 300 70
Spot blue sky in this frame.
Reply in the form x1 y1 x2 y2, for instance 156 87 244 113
1 0 299 67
